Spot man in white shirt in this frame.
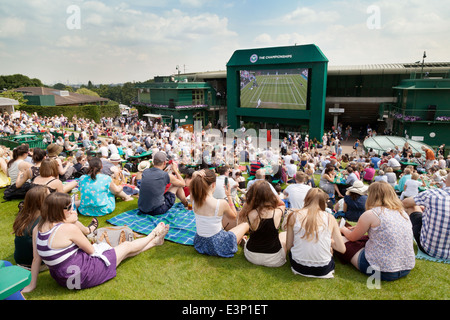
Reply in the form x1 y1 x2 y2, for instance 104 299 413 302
386 155 401 171
98 141 109 158
286 159 297 182
283 171 311 209
247 169 278 196
108 140 119 156
213 165 238 199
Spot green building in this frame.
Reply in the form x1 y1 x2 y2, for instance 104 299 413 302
133 48 450 148
133 77 218 130
226 44 328 140
391 77 450 148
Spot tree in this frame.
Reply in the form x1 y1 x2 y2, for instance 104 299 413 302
75 88 100 97
0 74 44 90
53 83 66 90
121 82 137 105
0 90 28 106
53 83 74 92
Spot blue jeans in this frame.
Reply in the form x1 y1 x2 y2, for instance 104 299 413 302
358 249 411 281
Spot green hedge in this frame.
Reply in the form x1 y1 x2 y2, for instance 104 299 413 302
20 104 120 123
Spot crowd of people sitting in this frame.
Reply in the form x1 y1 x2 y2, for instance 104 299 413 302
1 110 449 297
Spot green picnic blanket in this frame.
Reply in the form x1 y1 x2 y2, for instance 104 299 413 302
106 203 196 246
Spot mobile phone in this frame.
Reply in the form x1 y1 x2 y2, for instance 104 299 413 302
225 177 228 186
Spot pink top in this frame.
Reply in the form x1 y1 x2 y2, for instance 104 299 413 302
364 167 376 181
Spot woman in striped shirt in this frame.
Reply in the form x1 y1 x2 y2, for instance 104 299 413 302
23 192 169 292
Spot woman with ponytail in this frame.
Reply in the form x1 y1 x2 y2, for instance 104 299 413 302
78 157 132 216
7 144 32 186
286 188 346 278
190 169 249 258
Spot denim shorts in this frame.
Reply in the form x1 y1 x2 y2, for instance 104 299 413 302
358 249 411 281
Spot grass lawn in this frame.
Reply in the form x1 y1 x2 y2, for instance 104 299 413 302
1 178 449 301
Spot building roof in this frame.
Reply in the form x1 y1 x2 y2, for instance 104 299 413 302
179 62 450 79
327 62 450 75
14 87 109 106
0 97 20 106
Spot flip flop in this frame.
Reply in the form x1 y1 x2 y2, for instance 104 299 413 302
87 217 99 234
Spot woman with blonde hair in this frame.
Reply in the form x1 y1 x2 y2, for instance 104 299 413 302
190 169 249 258
238 180 287 267
286 188 346 278
339 181 415 281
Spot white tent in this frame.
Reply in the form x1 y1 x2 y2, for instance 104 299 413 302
0 97 19 114
119 104 130 115
363 135 433 156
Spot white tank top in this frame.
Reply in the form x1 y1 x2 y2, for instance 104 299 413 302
194 199 223 237
290 211 332 267
8 159 22 185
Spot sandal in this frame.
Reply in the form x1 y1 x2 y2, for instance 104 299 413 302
87 217 99 234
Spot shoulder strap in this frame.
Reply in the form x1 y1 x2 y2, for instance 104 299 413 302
370 207 381 218
214 199 220 217
46 178 57 185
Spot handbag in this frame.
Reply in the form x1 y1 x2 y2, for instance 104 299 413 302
87 226 137 247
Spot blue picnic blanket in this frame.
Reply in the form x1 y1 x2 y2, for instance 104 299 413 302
107 203 196 246
416 247 450 264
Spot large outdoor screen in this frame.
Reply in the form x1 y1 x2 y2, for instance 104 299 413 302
239 68 309 110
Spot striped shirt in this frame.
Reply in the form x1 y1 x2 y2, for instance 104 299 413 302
413 187 450 259
36 223 79 267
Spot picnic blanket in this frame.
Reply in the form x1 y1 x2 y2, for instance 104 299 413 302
106 203 196 246
416 247 450 264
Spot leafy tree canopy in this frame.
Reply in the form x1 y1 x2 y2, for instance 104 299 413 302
0 74 44 90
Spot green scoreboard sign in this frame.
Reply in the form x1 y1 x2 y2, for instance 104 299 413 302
226 44 328 140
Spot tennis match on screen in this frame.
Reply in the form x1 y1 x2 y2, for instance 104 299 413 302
239 68 309 110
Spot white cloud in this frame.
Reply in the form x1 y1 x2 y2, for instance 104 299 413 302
55 35 88 48
281 7 340 25
0 0 448 84
251 0 450 66
0 17 26 38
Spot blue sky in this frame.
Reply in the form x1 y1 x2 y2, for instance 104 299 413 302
0 0 449 85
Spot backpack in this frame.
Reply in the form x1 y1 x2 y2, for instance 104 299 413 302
124 162 138 173
3 182 31 201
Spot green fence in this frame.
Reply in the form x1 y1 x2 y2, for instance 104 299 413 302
0 131 77 151
0 134 48 150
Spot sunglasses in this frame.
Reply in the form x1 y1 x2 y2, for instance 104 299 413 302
64 204 73 211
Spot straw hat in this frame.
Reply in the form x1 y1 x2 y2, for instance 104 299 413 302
47 143 63 157
138 160 151 172
346 180 369 196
